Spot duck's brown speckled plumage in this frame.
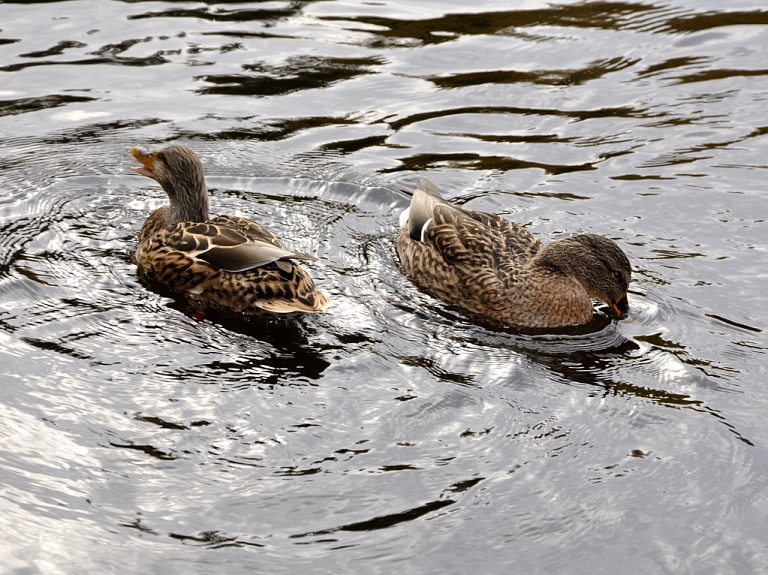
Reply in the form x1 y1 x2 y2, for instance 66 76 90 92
131 144 330 314
396 178 631 328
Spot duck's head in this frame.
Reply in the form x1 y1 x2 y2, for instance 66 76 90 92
131 144 209 222
540 233 631 319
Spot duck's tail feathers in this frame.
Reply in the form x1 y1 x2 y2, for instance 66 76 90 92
401 178 449 241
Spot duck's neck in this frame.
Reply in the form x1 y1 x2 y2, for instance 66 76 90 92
170 195 209 223
165 182 210 224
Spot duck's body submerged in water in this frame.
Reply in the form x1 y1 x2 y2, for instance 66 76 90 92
396 178 631 329
130 144 330 315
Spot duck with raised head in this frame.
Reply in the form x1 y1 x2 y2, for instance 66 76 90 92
130 144 330 314
396 178 631 329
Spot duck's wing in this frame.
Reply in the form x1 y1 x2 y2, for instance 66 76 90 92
212 215 288 249
405 178 541 266
165 217 317 274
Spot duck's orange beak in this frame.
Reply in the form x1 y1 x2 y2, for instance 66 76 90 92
130 146 158 180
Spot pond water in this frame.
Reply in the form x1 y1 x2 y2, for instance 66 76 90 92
2 0 768 573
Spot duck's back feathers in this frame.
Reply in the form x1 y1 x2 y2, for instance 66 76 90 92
402 178 541 271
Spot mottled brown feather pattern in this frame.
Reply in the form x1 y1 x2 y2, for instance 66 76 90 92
396 178 631 329
131 145 330 315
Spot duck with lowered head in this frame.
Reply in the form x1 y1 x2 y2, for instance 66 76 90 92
396 178 631 329
130 144 330 315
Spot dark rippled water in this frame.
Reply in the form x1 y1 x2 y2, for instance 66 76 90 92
2 1 768 573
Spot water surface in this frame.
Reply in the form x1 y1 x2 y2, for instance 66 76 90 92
1 1 768 573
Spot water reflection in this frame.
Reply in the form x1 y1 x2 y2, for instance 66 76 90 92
147 311 332 384
128 2 309 24
0 94 96 115
381 280 756 446
426 56 640 88
322 4 665 42
197 55 386 97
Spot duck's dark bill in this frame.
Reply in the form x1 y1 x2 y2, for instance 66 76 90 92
609 296 629 318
